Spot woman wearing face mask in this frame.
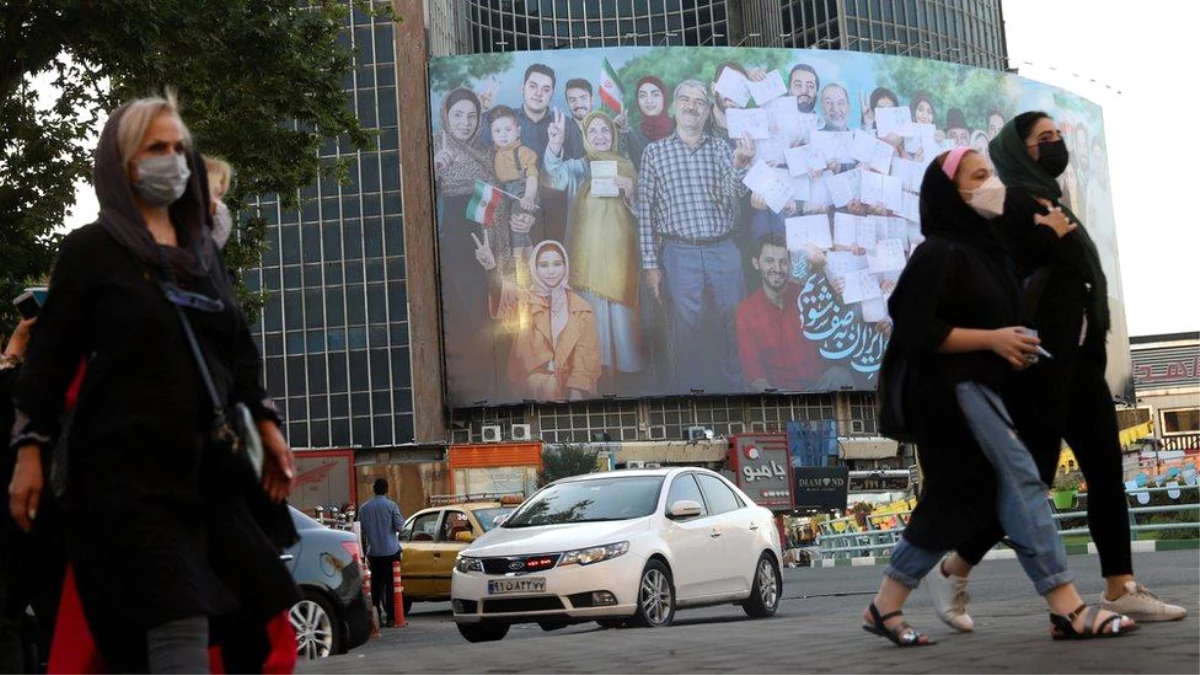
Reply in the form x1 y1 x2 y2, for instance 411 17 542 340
937 113 1188 629
862 147 1137 646
472 238 600 401
7 94 300 672
545 111 644 384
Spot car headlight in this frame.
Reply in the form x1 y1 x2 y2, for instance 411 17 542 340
455 556 483 573
559 541 630 566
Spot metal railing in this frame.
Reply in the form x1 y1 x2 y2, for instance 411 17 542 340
816 483 1199 560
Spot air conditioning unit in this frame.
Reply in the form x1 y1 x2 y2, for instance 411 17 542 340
450 428 471 444
644 462 662 469
626 460 646 469
850 420 865 434
619 427 639 441
686 426 709 441
481 425 503 443
511 424 533 441
648 425 667 440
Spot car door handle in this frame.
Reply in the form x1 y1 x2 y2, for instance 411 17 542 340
750 522 760 530
710 530 722 538
279 554 295 562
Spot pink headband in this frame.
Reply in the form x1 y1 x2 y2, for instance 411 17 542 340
941 146 972 180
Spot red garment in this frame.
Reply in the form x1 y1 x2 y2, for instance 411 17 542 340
735 282 824 391
635 76 674 141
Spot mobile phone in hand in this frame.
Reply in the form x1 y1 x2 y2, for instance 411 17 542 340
12 287 48 320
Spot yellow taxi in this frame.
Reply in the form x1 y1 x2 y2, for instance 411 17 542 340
400 494 522 613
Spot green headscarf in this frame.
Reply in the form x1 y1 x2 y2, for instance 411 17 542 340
989 115 1109 333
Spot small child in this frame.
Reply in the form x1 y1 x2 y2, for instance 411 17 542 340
203 155 234 249
488 105 540 266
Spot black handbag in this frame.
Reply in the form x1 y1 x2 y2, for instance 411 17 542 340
157 254 264 482
877 338 918 443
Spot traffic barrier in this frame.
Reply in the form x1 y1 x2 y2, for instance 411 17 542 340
392 557 407 628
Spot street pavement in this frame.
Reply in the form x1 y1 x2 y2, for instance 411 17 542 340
300 549 1198 673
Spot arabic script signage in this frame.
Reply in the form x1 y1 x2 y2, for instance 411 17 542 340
728 434 793 510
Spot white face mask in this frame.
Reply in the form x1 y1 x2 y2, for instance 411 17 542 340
965 175 1006 219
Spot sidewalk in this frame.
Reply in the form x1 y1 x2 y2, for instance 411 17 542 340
302 578 1197 673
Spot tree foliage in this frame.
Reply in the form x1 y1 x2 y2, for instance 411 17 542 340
0 0 393 327
877 57 1009 130
537 444 600 487
429 52 515 96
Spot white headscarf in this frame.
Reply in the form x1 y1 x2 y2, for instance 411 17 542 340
528 240 570 348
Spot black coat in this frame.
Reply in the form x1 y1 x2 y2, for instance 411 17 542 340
884 160 1024 551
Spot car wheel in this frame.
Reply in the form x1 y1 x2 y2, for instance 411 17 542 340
630 559 675 628
456 622 510 643
290 591 341 659
538 621 568 631
595 619 628 629
742 553 781 619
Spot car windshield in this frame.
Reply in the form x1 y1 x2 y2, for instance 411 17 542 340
470 507 516 532
503 476 665 527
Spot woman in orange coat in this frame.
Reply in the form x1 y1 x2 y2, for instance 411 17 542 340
473 236 600 401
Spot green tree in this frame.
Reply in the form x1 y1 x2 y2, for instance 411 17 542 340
877 57 1009 130
429 52 515 96
0 0 394 326
614 47 794 126
537 444 600 487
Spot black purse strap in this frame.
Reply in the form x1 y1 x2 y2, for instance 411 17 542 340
156 247 225 420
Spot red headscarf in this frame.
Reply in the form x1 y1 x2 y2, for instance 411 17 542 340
636 76 674 141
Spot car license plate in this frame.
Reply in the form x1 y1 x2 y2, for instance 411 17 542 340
488 577 546 594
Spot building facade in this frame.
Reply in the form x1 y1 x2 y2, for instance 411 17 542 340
1131 332 1200 454
248 0 1011 473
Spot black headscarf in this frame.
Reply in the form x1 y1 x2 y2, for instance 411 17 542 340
989 114 1110 332
918 151 1010 265
93 103 218 282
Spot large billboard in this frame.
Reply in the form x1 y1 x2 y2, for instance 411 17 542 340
428 47 1131 408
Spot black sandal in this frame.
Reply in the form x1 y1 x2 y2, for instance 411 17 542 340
1050 603 1138 640
862 603 935 647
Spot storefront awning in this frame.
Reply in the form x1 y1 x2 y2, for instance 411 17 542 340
614 440 728 464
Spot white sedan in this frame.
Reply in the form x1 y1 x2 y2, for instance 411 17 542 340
451 468 783 642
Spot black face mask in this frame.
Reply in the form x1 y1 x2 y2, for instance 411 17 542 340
1036 139 1070 177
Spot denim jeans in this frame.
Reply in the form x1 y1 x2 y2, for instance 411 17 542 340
885 382 1074 596
660 239 745 392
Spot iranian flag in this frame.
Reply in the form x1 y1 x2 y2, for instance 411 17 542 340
465 180 502 226
598 58 624 114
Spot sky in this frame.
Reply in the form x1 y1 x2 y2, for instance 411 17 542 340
59 0 1199 337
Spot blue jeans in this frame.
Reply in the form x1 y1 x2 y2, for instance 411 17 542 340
659 239 745 392
885 382 1074 596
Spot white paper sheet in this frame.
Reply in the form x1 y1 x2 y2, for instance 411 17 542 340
747 69 788 106
813 131 855 164
861 296 889 322
826 169 859 208
841 269 882 304
875 106 914 139
855 217 877 251
833 213 859 248
860 171 884 206
790 175 811 201
784 144 828 177
882 175 904 213
825 250 868 279
713 68 750 108
786 214 833 250
743 162 793 213
868 238 907 273
726 108 771 140
807 175 831 209
868 140 895 174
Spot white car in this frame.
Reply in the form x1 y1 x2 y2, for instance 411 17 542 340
451 468 783 642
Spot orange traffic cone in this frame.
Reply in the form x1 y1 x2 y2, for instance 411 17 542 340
362 559 381 638
392 557 408 628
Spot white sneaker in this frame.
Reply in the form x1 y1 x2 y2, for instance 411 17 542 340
926 561 974 632
1101 581 1187 622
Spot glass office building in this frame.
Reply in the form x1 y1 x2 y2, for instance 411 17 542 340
247 2 412 449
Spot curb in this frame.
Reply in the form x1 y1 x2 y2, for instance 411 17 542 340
815 538 1198 568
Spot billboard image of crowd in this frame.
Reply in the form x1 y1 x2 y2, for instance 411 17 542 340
428 46 1130 408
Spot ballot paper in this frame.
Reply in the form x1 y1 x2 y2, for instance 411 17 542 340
868 238 907 273
813 131 855 164
742 162 792 213
826 169 859 208
589 161 619 197
747 69 788 106
905 123 937 153
786 214 833 250
790 175 811 201
726 108 771 140
861 296 889 322
892 157 924 192
765 97 804 140
841 269 882 304
833 213 860 248
808 175 832 208
784 144 828 177
882 174 904 212
713 67 751 108
825 250 869 279
875 106 914 139
860 171 885 206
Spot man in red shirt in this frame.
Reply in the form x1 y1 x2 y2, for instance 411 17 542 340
735 233 825 392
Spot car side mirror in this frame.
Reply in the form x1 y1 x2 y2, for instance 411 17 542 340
493 515 508 527
668 500 703 519
455 531 475 543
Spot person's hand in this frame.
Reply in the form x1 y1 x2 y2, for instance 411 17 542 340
1034 203 1076 239
613 110 630 134
644 269 664 304
876 319 894 339
782 200 799 216
258 420 295 503
733 133 756 168
5 317 36 360
567 388 584 401
804 244 826 267
519 193 537 212
547 109 566 154
510 212 534 234
880 280 897 294
990 326 1041 370
750 192 767 211
433 130 453 174
746 68 768 82
883 133 903 150
477 77 498 112
8 445 42 532
471 231 496 270
830 276 846 297
615 176 635 199
826 158 840 173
